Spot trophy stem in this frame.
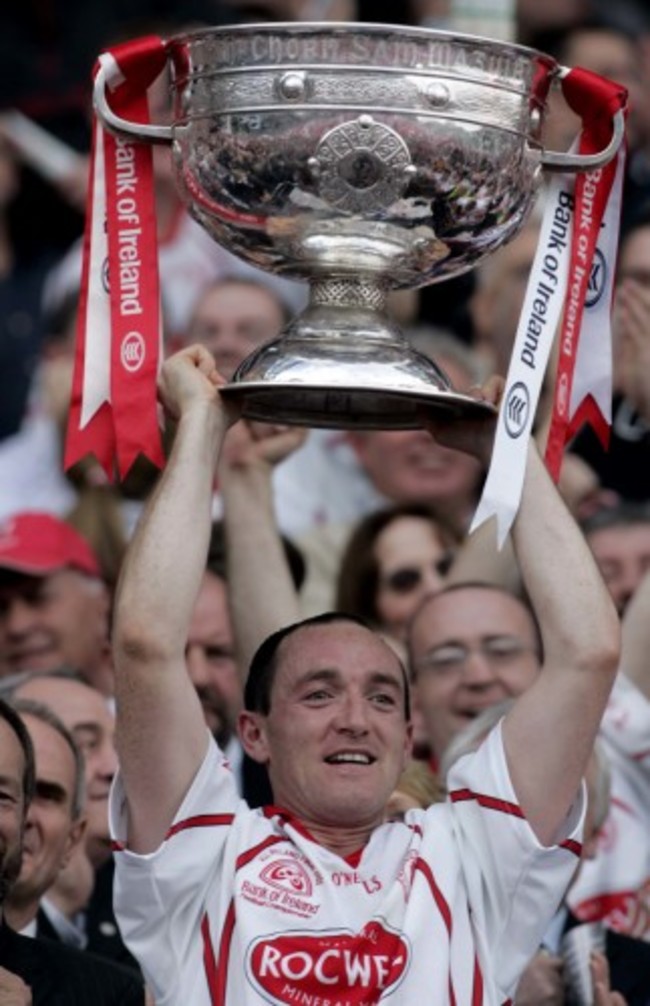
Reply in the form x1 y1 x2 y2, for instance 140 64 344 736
309 276 388 315
221 272 496 429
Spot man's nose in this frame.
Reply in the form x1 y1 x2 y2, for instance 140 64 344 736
335 693 370 734
461 648 497 687
186 645 210 687
96 739 118 781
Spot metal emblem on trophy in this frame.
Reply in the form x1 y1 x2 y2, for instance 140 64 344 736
71 22 625 484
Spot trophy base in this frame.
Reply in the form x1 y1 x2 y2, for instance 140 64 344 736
219 277 496 429
219 380 495 430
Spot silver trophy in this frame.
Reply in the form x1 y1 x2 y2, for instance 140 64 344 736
95 23 624 428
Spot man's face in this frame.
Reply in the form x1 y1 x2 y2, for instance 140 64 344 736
0 719 27 904
12 714 83 906
188 282 285 379
15 676 116 868
186 572 241 747
587 523 650 614
243 622 412 830
0 570 109 678
348 428 481 517
409 588 540 758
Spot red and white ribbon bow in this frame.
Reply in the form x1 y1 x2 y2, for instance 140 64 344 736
472 67 627 546
65 35 168 480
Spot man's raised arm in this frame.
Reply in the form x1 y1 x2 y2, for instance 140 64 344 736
112 346 236 854
425 380 620 846
501 444 620 845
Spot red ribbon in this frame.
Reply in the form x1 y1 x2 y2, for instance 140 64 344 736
544 67 627 480
65 35 168 480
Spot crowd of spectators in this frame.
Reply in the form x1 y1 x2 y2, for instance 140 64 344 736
1 0 650 1003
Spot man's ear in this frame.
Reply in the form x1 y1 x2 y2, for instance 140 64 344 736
238 710 270 765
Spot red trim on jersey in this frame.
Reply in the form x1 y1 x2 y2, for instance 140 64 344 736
202 904 235 1006
449 788 525 819
236 834 285 870
560 838 583 858
201 913 219 1004
408 823 423 838
166 813 235 839
631 748 650 762
344 847 365 868
110 840 126 852
611 796 637 816
262 805 367 862
413 856 457 1006
472 953 484 1006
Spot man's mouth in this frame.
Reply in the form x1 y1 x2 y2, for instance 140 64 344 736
324 752 376 765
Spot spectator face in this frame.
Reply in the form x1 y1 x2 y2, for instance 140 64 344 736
0 718 27 903
586 523 650 614
186 572 241 747
373 516 451 640
188 281 286 379
348 428 482 520
242 622 411 829
12 714 84 906
15 676 116 868
409 588 540 758
0 570 109 679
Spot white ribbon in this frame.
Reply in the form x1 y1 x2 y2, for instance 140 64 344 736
79 53 123 430
470 169 577 546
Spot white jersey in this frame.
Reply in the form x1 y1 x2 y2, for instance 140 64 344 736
568 673 650 938
110 723 584 1006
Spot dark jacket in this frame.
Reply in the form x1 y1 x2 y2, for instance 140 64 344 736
0 919 144 1006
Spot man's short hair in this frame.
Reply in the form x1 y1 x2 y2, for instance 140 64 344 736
10 699 85 820
581 502 650 538
245 612 411 720
0 697 36 809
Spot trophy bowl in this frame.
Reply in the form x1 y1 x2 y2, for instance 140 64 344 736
95 23 624 428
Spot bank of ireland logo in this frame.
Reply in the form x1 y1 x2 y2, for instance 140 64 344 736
260 859 314 897
504 382 530 439
101 256 110 294
585 248 607 308
121 332 145 373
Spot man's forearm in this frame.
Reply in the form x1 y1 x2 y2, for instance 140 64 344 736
512 444 619 670
222 463 301 679
115 401 227 664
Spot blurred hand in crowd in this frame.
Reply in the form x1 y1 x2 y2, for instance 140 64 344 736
514 950 564 1006
0 967 31 1005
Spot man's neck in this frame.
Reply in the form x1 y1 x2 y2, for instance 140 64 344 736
270 802 381 860
3 893 39 934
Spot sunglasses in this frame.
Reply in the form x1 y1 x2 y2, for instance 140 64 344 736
381 552 454 594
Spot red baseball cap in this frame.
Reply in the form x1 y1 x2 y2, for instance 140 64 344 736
0 513 100 578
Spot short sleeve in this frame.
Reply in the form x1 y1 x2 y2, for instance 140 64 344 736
109 738 247 1002
447 721 585 998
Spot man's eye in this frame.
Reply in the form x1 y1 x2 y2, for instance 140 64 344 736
371 693 396 706
304 690 330 701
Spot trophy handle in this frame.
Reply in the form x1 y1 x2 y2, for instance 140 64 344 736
93 61 173 145
542 70 625 174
